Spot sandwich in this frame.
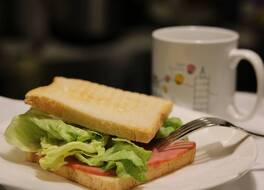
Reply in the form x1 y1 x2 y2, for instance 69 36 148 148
4 77 196 190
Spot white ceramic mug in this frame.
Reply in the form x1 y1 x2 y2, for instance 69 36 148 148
152 26 264 121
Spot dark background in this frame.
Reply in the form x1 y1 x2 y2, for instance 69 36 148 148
0 0 263 99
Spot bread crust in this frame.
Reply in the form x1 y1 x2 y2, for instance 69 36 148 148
26 148 195 190
25 77 173 143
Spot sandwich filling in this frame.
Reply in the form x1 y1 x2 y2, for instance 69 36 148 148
5 109 183 182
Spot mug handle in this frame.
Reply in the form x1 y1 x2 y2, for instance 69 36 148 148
228 49 264 121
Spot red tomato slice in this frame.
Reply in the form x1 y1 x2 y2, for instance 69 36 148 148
67 161 116 177
148 141 196 167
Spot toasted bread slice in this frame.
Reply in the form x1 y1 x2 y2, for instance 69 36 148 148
26 147 195 190
25 77 173 143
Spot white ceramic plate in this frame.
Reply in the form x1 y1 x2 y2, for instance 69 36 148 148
0 106 258 190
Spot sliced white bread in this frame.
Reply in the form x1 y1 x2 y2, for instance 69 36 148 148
27 146 195 190
25 77 173 143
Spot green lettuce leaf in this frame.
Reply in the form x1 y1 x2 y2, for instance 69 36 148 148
39 137 105 171
4 115 45 152
156 117 182 139
26 109 105 143
4 110 152 182
74 138 152 181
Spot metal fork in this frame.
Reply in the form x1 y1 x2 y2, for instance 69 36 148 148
154 117 263 151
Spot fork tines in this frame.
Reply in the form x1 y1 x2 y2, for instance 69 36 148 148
159 141 194 151
156 119 210 149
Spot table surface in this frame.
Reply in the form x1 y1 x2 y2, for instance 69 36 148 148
0 93 263 190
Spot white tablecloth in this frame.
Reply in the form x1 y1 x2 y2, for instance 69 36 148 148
0 93 263 190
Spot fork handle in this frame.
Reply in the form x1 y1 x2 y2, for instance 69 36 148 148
228 49 264 121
